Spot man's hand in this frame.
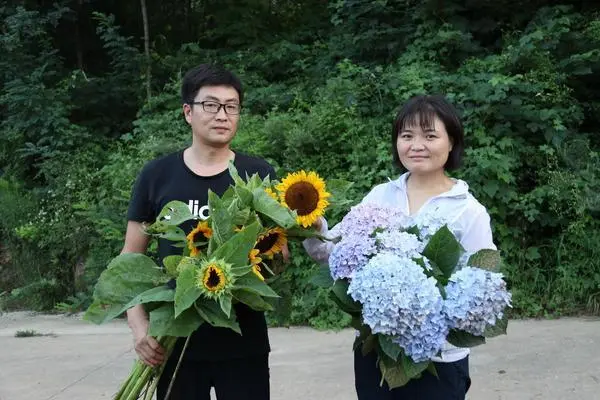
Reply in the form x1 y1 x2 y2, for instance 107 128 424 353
127 304 165 367
134 333 166 367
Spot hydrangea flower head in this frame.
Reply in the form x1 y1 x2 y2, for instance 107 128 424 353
348 252 447 362
443 266 512 336
328 235 376 279
336 203 408 238
375 230 425 258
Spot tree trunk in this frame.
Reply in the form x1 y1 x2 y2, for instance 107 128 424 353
140 0 151 100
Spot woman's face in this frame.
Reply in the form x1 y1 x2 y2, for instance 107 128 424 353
396 114 453 175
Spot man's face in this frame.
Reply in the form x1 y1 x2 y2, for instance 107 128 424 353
183 85 240 148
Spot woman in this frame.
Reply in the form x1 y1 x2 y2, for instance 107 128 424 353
303 95 496 399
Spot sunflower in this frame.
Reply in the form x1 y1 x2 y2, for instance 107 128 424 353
247 249 265 280
196 258 234 298
254 227 287 259
275 170 330 228
265 187 278 200
186 221 213 256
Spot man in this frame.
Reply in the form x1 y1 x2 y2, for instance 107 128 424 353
123 64 275 399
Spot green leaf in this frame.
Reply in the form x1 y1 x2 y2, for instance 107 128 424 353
361 333 377 356
422 225 464 279
163 255 183 278
208 190 235 247
484 314 508 338
232 288 274 312
378 355 410 388
146 201 195 233
378 335 401 361
311 265 334 288
327 179 353 207
252 187 296 229
400 353 429 379
154 226 187 242
447 330 486 348
174 260 202 318
195 298 241 334
219 295 232 317
467 249 502 272
148 303 203 337
330 279 361 314
426 362 439 378
405 225 421 237
228 161 245 186
235 271 280 298
210 220 262 267
83 253 170 324
235 186 254 208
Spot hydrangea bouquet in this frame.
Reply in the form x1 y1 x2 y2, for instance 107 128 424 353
84 163 350 400
314 203 511 389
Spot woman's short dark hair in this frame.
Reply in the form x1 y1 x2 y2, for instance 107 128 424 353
391 95 464 171
181 64 244 105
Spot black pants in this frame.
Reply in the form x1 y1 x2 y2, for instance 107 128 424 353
354 349 471 400
156 353 270 400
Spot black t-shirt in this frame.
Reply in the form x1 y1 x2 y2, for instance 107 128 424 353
127 150 276 360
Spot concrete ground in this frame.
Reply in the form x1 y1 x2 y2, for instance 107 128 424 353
0 312 598 400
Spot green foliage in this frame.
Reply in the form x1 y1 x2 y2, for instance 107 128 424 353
1 1 599 325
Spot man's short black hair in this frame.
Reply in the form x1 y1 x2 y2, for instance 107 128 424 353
181 64 244 105
392 94 465 171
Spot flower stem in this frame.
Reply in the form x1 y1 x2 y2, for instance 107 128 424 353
164 336 192 400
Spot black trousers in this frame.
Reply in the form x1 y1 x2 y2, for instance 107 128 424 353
354 349 471 400
156 353 270 400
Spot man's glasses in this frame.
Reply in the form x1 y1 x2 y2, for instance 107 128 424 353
190 101 241 115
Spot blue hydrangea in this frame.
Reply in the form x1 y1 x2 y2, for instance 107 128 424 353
335 203 408 238
443 266 512 336
348 252 448 362
375 230 425 258
406 212 446 240
328 235 376 279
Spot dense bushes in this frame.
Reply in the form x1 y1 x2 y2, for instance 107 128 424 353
1 2 599 325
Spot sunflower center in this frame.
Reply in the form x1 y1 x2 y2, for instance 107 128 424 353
191 231 204 244
284 182 320 216
256 233 279 253
204 266 224 291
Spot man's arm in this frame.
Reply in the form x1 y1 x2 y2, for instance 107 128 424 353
122 221 165 366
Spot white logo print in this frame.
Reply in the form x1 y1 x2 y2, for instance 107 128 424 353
188 200 210 220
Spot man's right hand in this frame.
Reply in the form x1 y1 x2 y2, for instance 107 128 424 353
134 334 166 367
127 304 166 366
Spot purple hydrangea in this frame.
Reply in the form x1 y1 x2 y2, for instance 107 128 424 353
443 267 512 336
348 252 448 362
334 203 408 238
328 235 376 279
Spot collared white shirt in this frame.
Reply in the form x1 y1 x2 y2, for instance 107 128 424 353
303 172 496 362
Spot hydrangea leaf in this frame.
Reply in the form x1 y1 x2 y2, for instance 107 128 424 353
310 265 334 288
467 249 502 272
330 279 361 314
422 225 463 279
484 314 508 337
446 329 486 348
378 335 401 361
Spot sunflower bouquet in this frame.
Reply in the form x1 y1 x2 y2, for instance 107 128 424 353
84 163 350 400
314 203 511 389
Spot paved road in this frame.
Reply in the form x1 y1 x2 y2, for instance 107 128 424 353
0 312 598 400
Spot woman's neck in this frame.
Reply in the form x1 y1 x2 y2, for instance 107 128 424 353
406 171 454 194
